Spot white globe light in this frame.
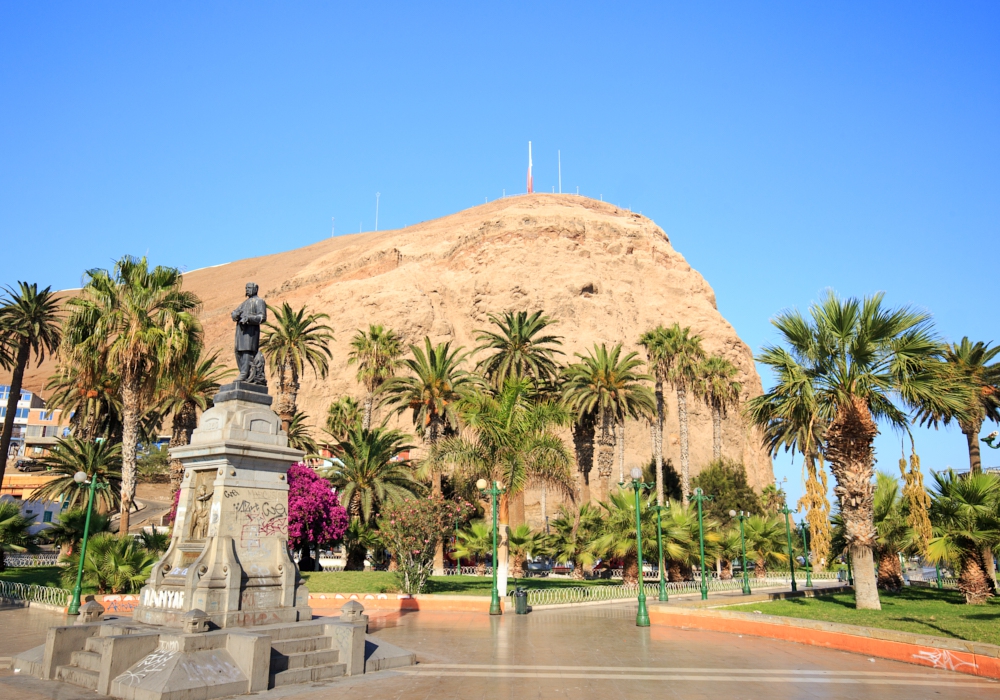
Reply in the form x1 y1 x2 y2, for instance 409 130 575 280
729 509 737 517
73 471 87 484
630 467 642 480
476 478 488 491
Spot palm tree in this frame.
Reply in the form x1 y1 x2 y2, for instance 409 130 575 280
659 499 715 581
63 256 201 534
638 327 669 505
664 325 705 496
548 503 601 579
474 310 564 389
0 282 61 484
261 302 334 430
59 532 157 594
454 520 494 575
754 291 957 610
916 338 1000 475
43 508 111 558
0 501 37 571
31 437 122 513
348 325 404 430
927 470 1000 604
138 529 170 555
323 425 419 524
438 378 571 589
380 338 475 496
323 396 362 446
286 411 319 454
717 526 743 579
45 357 121 442
562 344 655 500
507 524 538 578
742 514 788 578
873 472 914 592
569 409 597 503
158 349 233 495
698 355 742 462
591 489 658 584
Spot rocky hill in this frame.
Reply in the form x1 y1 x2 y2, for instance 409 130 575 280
16 194 774 524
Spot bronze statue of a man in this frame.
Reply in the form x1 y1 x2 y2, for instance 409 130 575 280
232 282 267 385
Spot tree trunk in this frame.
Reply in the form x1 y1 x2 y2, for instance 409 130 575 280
652 379 665 505
345 544 366 570
712 406 722 462
965 426 983 475
677 387 690 497
877 549 903 591
475 559 486 576
825 396 881 610
0 341 30 487
616 420 625 484
754 558 767 579
720 559 733 579
571 564 585 580
119 380 141 535
511 553 525 579
667 559 684 582
510 491 525 528
169 401 197 497
497 494 510 596
572 413 595 504
958 552 995 605
428 419 445 575
362 393 374 431
622 554 638 585
595 410 615 502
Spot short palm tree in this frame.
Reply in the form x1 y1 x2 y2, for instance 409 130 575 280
743 514 788 578
60 532 157 594
927 470 1000 604
591 489 659 585
31 437 122 513
324 425 419 524
754 292 958 610
348 324 404 430
0 501 37 571
286 411 319 454
0 282 61 485
323 396 362 446
261 302 334 430
659 499 716 581
44 508 112 558
159 349 233 494
562 344 655 499
138 529 170 555
872 472 914 592
548 503 601 579
63 256 201 533
507 523 537 578
698 355 742 462
717 526 744 579
474 310 564 389
454 520 494 575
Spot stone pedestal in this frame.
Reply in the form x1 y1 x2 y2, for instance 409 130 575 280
133 382 311 628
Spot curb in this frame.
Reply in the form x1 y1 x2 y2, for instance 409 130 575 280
648 604 1000 680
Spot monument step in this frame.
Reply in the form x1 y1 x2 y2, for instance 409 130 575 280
270 647 339 672
269 662 346 688
271 623 328 641
270 636 331 655
84 636 107 654
70 650 103 672
56 664 99 690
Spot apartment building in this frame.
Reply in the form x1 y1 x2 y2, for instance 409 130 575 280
0 385 45 458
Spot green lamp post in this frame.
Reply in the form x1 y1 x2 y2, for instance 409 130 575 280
800 520 813 588
729 509 752 595
688 488 713 600
477 478 505 616
779 505 797 593
620 468 653 626
846 552 854 586
67 470 108 615
649 504 669 602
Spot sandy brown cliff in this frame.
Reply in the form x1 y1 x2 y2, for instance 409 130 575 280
16 194 774 523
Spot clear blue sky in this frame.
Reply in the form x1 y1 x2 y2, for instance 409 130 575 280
2 3 998 510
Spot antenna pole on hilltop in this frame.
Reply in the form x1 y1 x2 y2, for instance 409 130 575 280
527 141 533 194
375 192 380 232
558 150 561 194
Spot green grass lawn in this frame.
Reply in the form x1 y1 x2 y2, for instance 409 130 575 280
0 566 67 588
300 571 620 596
723 588 1000 646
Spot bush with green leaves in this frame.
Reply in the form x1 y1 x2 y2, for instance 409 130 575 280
60 533 158 593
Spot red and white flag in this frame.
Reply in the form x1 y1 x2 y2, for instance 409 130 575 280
527 141 533 194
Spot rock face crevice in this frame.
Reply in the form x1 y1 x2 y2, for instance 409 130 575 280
18 194 773 520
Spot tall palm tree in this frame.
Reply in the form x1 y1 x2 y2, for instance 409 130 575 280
323 425 419 524
638 327 669 505
323 396 362 446
698 355 742 462
757 291 959 609
31 437 123 513
0 282 61 484
261 302 334 431
286 411 319 454
348 325 404 430
872 472 914 592
474 310 564 389
63 257 200 533
664 325 705 496
0 501 37 571
927 470 1000 604
45 357 121 442
561 344 655 500
158 349 232 495
916 338 1000 475
438 378 572 591
380 338 475 496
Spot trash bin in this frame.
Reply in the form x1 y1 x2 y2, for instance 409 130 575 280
513 587 529 615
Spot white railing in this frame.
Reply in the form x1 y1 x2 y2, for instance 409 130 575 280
523 576 816 607
319 565 346 572
442 566 489 576
4 553 61 567
0 580 69 607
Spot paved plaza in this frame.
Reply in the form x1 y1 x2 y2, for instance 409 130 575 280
0 603 995 700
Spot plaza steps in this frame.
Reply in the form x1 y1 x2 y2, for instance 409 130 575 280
54 635 106 690
268 624 346 687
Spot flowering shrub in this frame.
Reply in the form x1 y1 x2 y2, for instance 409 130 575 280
287 463 349 553
378 497 474 594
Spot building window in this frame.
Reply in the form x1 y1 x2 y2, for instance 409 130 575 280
43 511 53 523
26 425 42 438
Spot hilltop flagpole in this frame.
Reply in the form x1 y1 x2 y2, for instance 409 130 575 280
527 141 533 194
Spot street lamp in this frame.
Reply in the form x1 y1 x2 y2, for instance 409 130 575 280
649 504 669 602
779 505 797 593
620 467 653 626
800 520 813 588
67 470 107 615
477 478 505 616
729 510 752 595
688 488 713 600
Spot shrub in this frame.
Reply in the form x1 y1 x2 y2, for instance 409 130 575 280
287 463 349 558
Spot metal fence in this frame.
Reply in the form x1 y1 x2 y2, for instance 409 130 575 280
522 576 806 607
0 580 69 607
4 553 61 567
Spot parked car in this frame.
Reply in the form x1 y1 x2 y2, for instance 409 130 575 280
525 558 552 576
15 459 45 472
